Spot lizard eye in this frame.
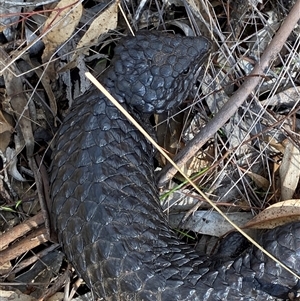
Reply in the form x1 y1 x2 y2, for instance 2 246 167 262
182 67 190 75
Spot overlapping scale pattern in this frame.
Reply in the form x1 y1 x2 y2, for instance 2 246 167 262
50 32 300 301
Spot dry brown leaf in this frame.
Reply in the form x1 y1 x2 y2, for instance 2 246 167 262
183 156 209 178
0 132 12 153
42 0 83 62
0 111 13 152
240 167 270 190
0 47 34 156
264 135 285 154
0 110 13 134
245 199 300 229
279 141 300 200
73 2 118 58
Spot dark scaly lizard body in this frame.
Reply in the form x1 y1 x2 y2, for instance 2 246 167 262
50 31 300 300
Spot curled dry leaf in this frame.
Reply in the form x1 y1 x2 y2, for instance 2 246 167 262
239 166 270 190
42 0 83 62
245 199 300 229
5 147 27 182
279 140 300 200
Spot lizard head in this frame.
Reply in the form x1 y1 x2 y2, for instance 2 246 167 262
104 31 211 113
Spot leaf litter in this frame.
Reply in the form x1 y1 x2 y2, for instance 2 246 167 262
0 0 299 299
